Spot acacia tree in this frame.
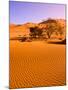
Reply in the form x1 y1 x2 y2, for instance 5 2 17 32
55 23 64 36
43 22 57 38
42 20 64 39
29 26 43 38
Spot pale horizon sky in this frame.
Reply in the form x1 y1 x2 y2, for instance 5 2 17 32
9 1 66 24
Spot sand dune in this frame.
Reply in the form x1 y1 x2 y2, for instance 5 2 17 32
10 19 66 40
9 40 66 89
10 25 29 38
9 18 66 88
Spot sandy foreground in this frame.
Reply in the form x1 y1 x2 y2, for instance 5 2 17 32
9 40 66 89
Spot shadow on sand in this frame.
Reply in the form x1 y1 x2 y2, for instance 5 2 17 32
48 39 66 45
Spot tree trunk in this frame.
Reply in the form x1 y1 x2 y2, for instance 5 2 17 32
47 32 51 39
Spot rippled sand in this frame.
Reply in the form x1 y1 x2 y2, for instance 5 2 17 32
9 41 66 89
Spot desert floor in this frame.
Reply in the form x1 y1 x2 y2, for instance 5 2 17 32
9 40 66 89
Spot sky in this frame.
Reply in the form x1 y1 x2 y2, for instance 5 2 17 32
9 1 66 24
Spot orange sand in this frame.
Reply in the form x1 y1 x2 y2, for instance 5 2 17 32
9 40 66 89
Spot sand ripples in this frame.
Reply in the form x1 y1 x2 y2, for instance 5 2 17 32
10 41 66 89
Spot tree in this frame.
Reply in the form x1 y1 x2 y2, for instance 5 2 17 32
44 22 57 38
55 23 64 36
42 19 64 39
29 26 43 38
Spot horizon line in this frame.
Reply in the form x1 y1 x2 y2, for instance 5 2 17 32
10 18 66 25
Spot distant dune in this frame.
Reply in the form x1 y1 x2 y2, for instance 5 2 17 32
10 24 29 38
10 19 66 40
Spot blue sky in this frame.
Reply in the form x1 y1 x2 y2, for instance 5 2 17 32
9 1 66 24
